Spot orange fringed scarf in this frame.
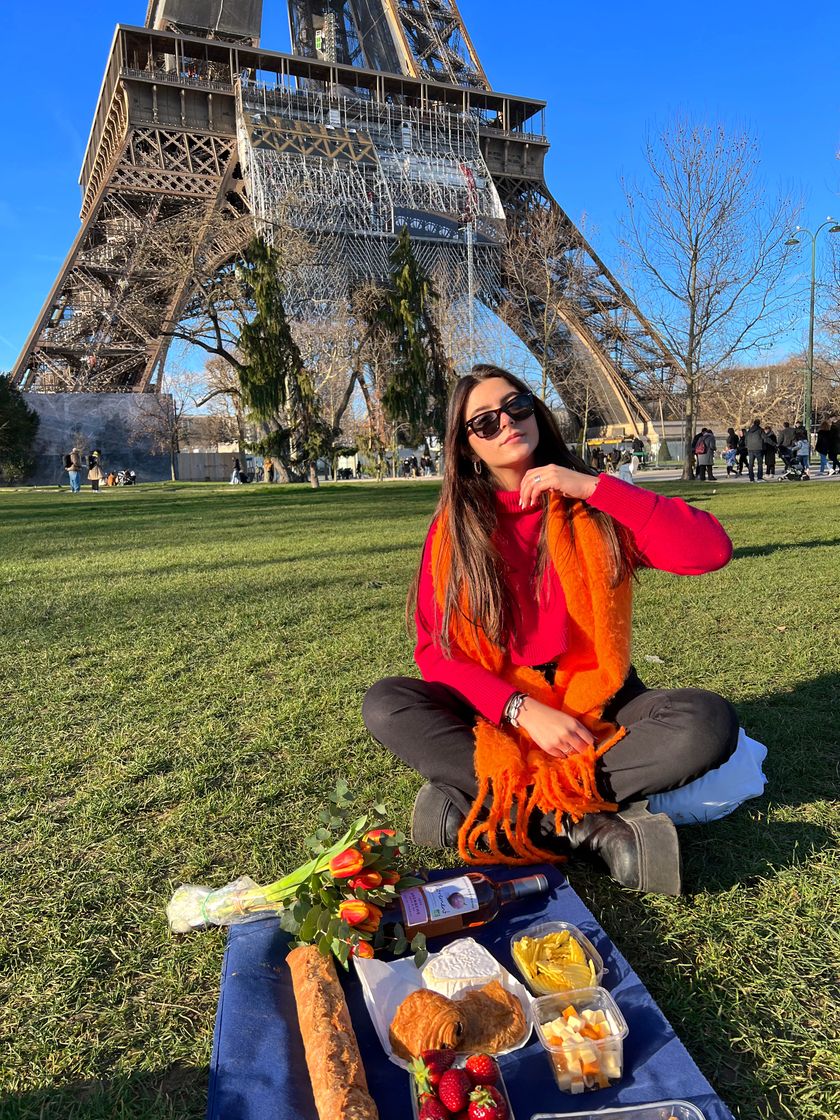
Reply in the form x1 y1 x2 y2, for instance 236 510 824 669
431 494 633 865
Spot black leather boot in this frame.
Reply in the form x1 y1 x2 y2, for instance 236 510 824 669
563 800 682 896
410 783 465 848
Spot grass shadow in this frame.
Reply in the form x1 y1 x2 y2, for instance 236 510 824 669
0 1063 207 1120
732 538 840 559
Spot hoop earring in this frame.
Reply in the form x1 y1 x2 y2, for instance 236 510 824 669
473 459 483 475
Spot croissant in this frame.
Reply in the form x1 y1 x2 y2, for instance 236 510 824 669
459 980 527 1053
388 988 466 1061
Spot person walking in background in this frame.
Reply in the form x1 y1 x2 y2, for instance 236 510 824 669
704 428 717 480
827 416 840 474
87 449 103 492
693 428 715 481
618 450 636 484
724 428 738 477
815 422 832 475
736 428 749 476
763 426 778 477
777 420 796 457
792 432 811 474
745 420 765 482
64 447 82 493
230 457 242 484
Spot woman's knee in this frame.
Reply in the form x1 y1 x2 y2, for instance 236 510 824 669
361 677 409 743
668 688 739 770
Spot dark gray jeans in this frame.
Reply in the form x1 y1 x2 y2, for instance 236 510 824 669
363 671 739 815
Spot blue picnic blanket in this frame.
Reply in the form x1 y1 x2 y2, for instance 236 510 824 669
207 865 734 1120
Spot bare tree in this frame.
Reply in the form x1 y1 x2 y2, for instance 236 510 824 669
292 308 368 471
621 118 800 477
199 355 249 455
500 204 589 406
130 367 199 480
701 360 803 430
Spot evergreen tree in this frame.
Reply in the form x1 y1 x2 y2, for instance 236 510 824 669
236 237 328 484
0 375 39 482
375 228 453 444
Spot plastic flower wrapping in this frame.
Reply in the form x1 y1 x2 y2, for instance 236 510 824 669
166 781 427 967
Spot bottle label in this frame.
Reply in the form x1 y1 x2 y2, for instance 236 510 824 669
402 876 480 927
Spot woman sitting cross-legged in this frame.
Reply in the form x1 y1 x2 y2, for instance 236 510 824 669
363 366 738 896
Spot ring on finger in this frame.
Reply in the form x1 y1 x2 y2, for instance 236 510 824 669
534 474 542 482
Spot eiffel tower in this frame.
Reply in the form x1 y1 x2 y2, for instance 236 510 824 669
12 0 680 433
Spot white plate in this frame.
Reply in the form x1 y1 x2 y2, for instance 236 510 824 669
354 938 534 1069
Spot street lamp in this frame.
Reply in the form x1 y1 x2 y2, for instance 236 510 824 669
785 218 840 441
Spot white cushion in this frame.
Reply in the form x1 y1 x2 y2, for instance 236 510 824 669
648 728 767 825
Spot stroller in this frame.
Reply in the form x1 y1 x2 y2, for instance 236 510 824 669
778 446 810 482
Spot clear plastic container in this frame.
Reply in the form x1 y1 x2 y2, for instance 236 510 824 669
510 920 605 995
531 1102 707 1120
409 1054 516 1120
533 986 628 1094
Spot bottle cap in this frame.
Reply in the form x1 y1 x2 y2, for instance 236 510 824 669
510 873 549 899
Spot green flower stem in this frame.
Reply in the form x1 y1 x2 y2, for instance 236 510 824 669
232 818 371 910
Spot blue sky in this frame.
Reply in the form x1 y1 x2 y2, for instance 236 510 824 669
2 0 838 373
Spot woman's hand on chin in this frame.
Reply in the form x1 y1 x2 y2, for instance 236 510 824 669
519 465 600 508
517 699 595 759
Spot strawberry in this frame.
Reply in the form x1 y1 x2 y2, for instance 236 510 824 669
464 1053 498 1087
418 1097 451 1120
422 1048 456 1085
468 1085 508 1120
437 1069 472 1114
422 1049 457 1070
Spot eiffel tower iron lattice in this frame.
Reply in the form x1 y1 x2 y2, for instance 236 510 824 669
13 0 682 431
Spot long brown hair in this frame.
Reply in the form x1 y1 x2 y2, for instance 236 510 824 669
409 365 635 655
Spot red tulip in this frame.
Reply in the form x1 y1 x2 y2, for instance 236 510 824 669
380 869 401 886
329 848 365 879
352 940 375 959
348 870 382 891
338 900 371 927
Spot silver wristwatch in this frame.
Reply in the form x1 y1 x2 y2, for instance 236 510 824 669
504 692 527 728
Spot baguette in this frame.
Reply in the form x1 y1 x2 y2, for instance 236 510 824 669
287 944 379 1120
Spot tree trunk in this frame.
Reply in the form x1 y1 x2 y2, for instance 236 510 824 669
579 380 591 465
309 461 319 489
682 378 697 482
682 254 699 482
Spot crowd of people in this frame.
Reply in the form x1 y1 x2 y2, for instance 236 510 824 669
63 448 137 491
696 416 840 482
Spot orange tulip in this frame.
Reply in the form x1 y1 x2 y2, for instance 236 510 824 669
380 869 401 886
348 870 382 891
365 828 400 856
357 902 383 934
352 940 375 959
338 900 370 927
329 847 365 879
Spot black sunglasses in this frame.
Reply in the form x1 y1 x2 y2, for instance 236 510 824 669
464 391 536 440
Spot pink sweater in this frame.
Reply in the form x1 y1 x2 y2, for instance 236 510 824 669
414 474 732 724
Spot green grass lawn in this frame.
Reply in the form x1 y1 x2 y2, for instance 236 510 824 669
1 479 838 1120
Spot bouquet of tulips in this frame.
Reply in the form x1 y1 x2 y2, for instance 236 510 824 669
166 780 427 967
